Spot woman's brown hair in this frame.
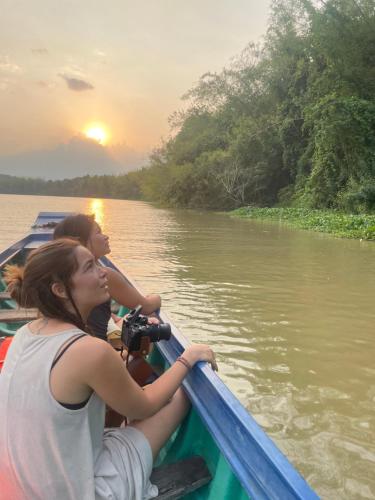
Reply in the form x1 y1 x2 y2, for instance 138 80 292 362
53 213 96 247
4 238 87 332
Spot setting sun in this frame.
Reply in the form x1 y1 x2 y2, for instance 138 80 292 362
84 124 109 145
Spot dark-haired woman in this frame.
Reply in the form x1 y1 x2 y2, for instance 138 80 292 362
0 239 217 499
53 214 161 342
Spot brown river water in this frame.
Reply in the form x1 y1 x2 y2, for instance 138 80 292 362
0 194 374 499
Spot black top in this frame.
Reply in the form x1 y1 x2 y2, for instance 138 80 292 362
87 300 111 341
50 333 90 410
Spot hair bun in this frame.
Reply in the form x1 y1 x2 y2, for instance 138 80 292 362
4 264 25 305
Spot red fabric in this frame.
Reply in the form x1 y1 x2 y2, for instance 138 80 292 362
0 337 13 371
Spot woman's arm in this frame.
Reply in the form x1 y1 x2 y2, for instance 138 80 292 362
106 267 161 314
58 336 216 421
85 341 188 419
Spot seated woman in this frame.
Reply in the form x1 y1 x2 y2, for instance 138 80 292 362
53 214 161 342
0 239 217 499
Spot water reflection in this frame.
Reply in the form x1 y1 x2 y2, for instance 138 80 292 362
88 198 104 228
0 194 374 499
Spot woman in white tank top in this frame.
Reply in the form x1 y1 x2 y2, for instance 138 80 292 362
0 239 217 500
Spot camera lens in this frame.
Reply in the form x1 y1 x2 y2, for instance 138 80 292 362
148 323 171 343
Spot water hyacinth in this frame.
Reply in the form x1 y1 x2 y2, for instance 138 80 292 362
231 207 375 241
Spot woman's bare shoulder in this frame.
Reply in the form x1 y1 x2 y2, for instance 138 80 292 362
105 266 133 291
68 335 115 368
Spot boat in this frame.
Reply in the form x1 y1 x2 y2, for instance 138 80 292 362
0 212 318 499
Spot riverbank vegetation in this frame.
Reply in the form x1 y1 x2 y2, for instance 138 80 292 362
1 0 374 228
0 173 142 200
139 0 375 213
232 207 375 240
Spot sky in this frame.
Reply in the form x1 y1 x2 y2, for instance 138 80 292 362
0 0 271 179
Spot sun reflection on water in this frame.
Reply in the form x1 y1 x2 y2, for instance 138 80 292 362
88 199 104 227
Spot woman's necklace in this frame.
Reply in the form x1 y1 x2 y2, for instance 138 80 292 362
36 317 49 335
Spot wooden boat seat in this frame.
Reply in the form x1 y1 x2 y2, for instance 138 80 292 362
151 456 211 499
0 292 11 300
0 308 39 323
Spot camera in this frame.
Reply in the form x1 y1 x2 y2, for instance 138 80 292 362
121 305 171 353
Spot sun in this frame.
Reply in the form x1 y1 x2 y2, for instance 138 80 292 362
84 124 109 145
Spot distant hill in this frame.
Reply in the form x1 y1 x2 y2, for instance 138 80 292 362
0 137 142 180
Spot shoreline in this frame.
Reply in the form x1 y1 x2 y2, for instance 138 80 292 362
230 207 375 241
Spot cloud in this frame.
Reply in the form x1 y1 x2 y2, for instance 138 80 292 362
31 48 48 55
59 74 94 91
36 80 56 90
0 136 131 180
109 142 147 170
0 56 21 74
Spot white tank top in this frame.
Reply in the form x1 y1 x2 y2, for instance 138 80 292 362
0 324 105 500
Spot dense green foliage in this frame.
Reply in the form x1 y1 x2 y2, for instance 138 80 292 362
140 0 375 212
232 206 375 240
0 172 143 200
1 0 374 216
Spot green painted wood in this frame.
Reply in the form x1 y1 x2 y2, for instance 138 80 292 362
148 348 251 500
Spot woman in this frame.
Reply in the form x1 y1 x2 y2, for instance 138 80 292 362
53 214 161 341
0 239 217 499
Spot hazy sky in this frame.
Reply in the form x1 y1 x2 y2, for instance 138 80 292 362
0 0 271 176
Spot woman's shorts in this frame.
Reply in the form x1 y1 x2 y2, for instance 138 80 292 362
95 426 158 500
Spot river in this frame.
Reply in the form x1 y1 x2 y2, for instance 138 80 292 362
0 194 374 499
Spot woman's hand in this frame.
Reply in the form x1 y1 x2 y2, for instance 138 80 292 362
182 344 218 372
147 316 160 325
